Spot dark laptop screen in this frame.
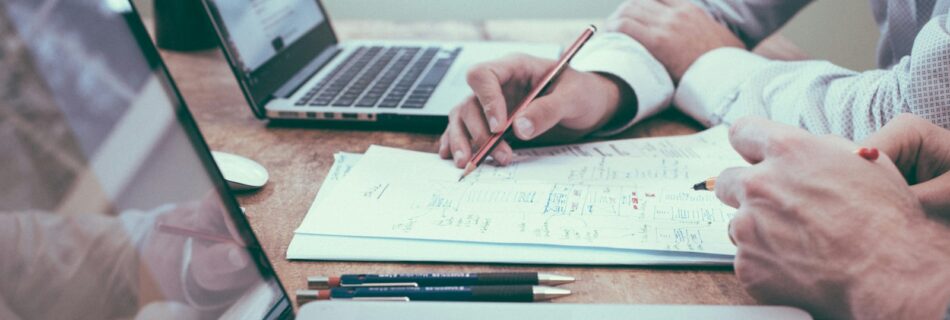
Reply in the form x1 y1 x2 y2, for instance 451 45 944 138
0 0 290 318
203 0 338 117
207 0 325 73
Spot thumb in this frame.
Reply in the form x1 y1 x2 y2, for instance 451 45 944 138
511 95 568 140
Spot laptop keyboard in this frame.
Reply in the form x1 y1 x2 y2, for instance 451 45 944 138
294 46 461 109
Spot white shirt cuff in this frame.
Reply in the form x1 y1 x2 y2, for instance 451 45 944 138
570 32 674 136
674 47 771 127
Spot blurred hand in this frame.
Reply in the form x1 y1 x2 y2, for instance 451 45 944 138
440 54 633 168
140 192 258 308
715 117 950 319
863 114 950 218
607 0 744 82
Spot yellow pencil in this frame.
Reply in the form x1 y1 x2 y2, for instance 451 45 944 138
691 177 716 191
691 147 880 192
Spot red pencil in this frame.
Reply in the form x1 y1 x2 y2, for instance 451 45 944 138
458 25 598 182
691 147 881 192
156 222 240 244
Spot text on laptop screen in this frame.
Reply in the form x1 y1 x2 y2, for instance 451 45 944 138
0 0 288 318
208 0 324 73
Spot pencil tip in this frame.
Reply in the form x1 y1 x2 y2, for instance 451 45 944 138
692 181 706 191
458 163 475 182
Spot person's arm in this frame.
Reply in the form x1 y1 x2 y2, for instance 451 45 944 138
689 0 813 48
716 116 950 319
0 212 142 319
438 33 673 166
862 114 950 219
676 13 950 141
0 295 21 320
570 32 675 136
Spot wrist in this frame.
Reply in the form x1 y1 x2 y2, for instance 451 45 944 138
589 71 637 132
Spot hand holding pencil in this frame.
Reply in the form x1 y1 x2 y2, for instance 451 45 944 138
440 25 636 173
692 146 880 191
140 193 258 299
703 116 950 320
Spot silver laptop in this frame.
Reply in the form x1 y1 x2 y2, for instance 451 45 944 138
200 0 560 128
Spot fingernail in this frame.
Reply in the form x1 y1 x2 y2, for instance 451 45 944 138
439 142 447 154
488 117 499 132
515 117 534 138
454 150 465 165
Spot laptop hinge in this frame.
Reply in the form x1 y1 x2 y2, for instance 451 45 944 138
274 45 342 99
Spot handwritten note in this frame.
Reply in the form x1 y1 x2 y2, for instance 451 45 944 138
297 127 744 255
295 152 362 231
514 126 738 160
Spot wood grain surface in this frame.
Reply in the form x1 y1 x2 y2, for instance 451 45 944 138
155 19 807 309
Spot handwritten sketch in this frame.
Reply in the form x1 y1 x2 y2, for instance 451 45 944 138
299 130 745 255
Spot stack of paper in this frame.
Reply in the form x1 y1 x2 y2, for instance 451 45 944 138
288 126 746 265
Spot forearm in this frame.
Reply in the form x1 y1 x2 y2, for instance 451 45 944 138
570 32 674 136
675 15 950 140
0 212 141 319
689 0 812 47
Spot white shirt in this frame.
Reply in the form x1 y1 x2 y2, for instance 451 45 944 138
570 1 950 140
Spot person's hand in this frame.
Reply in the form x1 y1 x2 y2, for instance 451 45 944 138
715 117 950 319
140 192 259 309
440 54 634 168
606 0 744 82
863 114 950 218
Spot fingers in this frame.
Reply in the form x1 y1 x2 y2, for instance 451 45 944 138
729 208 757 246
442 97 515 167
460 97 492 147
490 141 514 166
607 5 650 36
512 94 577 140
714 166 747 208
466 65 510 133
466 55 546 133
445 108 473 168
459 98 514 165
439 132 451 159
728 117 808 164
617 0 666 22
861 114 924 180
862 114 950 184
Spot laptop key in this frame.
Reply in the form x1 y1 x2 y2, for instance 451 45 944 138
379 99 401 108
401 101 426 109
311 98 333 105
333 99 355 106
355 99 378 107
418 60 454 87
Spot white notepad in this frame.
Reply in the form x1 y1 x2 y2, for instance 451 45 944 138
289 127 743 264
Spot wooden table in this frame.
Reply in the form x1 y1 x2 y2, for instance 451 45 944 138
158 20 806 309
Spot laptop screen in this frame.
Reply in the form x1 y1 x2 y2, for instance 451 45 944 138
208 0 324 72
0 0 290 319
203 0 338 116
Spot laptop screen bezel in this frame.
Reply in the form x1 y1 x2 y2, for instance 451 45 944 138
200 0 339 118
124 2 295 318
